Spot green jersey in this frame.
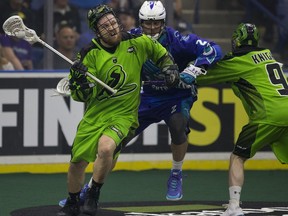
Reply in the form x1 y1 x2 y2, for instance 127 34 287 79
197 47 288 126
71 33 170 129
69 33 174 162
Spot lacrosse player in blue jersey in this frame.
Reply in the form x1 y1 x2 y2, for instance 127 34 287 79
59 0 222 207
127 0 222 201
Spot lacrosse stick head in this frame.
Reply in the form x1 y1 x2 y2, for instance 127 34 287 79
51 77 71 97
2 15 40 44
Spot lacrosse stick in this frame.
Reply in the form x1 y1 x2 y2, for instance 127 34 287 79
142 80 166 86
2 15 117 95
51 77 96 97
51 77 71 97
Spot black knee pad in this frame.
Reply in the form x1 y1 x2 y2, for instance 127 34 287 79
167 113 189 145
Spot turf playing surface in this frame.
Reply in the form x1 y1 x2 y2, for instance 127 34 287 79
1 170 288 216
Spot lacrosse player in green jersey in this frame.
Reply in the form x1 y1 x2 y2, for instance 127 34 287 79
57 4 180 216
195 23 288 216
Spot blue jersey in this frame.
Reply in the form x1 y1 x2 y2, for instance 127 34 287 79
130 26 222 99
126 26 222 141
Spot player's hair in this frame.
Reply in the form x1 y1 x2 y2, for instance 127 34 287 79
87 4 116 33
232 23 260 51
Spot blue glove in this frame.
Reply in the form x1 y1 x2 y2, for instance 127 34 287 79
180 64 207 85
176 80 198 97
180 73 196 85
177 79 192 89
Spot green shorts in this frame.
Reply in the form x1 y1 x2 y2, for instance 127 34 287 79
234 123 288 164
70 118 137 163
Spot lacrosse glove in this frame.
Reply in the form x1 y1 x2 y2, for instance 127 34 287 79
180 64 207 85
69 60 92 90
176 80 192 89
151 84 169 91
176 80 198 97
162 64 180 88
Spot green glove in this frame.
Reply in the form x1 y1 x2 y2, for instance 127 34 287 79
69 60 91 90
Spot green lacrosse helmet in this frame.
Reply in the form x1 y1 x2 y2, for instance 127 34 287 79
232 23 260 51
87 4 116 32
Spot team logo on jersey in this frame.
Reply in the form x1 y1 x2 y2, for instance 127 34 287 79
171 105 177 114
127 46 135 53
97 64 138 100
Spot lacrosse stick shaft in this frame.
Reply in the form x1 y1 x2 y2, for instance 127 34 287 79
37 39 74 64
2 15 117 95
142 80 166 85
37 38 117 94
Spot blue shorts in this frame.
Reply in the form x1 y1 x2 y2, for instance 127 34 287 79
135 94 196 136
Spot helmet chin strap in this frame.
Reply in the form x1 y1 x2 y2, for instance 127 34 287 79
147 33 160 40
145 26 165 40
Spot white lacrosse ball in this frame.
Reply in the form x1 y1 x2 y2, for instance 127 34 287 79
15 31 25 38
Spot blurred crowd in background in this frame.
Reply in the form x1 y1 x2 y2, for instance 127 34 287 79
0 0 287 71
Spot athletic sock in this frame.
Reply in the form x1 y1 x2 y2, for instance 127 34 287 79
90 179 103 193
229 186 242 205
68 191 80 203
86 179 103 201
88 177 93 188
88 177 103 190
172 159 183 171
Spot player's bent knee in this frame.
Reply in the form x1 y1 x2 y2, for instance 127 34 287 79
170 132 187 145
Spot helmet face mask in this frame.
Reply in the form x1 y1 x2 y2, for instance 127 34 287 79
141 20 165 39
88 5 122 47
232 23 260 52
139 1 166 39
97 15 119 37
